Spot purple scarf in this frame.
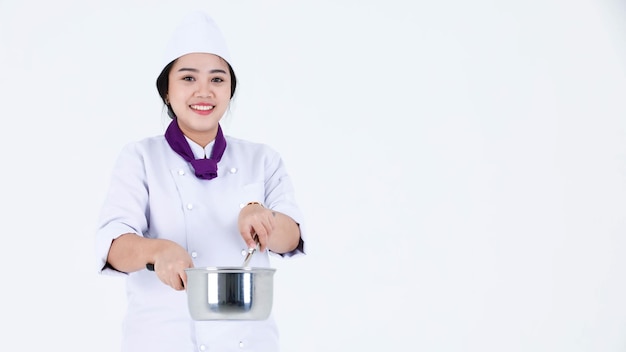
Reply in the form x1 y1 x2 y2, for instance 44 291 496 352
164 118 227 180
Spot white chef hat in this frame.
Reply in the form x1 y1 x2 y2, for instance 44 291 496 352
160 11 231 72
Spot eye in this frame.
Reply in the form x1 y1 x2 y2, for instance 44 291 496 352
182 76 195 82
211 77 224 83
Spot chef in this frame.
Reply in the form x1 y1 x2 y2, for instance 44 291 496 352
95 10 306 352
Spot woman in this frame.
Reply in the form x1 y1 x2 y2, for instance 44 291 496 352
95 11 306 352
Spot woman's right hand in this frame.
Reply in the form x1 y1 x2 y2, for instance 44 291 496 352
151 239 194 291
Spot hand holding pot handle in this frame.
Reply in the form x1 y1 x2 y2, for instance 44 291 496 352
143 241 193 291
146 262 188 290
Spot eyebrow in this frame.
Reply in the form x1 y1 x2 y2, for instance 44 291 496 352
176 68 228 74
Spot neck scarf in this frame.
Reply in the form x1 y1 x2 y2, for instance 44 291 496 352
164 118 227 180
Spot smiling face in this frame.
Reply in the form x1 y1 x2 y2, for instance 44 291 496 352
167 53 232 147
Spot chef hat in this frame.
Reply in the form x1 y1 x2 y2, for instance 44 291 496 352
160 11 231 71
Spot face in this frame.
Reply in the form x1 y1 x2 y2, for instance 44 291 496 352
167 53 232 147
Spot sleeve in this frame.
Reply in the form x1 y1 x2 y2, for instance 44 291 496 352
263 147 307 258
94 142 150 276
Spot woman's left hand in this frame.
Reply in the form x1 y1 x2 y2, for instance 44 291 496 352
238 202 276 252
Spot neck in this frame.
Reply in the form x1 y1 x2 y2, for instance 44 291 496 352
181 128 218 148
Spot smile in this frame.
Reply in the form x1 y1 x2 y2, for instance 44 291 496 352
190 105 214 111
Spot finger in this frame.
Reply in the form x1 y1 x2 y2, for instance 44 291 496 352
176 269 186 290
244 229 257 249
238 223 255 248
267 210 277 230
171 275 184 291
252 224 270 250
260 222 274 249
257 232 270 252
181 270 188 290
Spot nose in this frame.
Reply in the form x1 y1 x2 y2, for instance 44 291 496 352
195 81 213 98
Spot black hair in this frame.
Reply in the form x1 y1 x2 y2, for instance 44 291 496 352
156 59 238 119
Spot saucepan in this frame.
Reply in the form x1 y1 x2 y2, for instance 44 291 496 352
184 266 276 320
146 239 276 320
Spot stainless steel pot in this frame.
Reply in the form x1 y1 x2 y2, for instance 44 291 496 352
184 267 276 320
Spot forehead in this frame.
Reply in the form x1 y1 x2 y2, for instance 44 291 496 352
171 52 229 71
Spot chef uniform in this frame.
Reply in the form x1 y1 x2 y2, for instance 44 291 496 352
95 11 306 352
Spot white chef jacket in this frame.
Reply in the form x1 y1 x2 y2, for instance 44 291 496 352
95 133 307 352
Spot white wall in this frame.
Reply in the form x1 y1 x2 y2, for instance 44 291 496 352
1 0 625 351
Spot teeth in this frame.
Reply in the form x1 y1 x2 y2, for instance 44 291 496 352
191 105 214 111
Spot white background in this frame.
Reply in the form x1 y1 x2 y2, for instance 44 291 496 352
1 0 626 351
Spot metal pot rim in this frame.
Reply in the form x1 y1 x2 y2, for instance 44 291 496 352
185 267 276 273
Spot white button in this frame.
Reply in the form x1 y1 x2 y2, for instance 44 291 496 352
239 203 245 209
178 169 185 176
239 341 245 348
191 251 198 258
229 167 238 174
187 204 193 210
241 249 247 256
199 345 206 351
